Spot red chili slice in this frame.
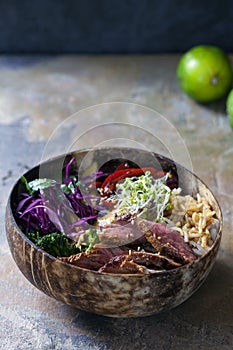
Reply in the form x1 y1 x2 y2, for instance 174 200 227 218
101 167 166 197
115 162 130 171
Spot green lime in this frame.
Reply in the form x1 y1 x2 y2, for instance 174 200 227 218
177 45 233 103
226 89 233 129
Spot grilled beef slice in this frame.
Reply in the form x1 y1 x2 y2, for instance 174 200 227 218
60 247 128 270
99 251 180 274
136 218 196 264
99 221 145 246
125 251 181 270
99 255 149 274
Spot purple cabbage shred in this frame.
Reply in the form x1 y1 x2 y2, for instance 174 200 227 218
16 158 105 239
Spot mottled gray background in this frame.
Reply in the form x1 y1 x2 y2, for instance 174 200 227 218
0 0 232 53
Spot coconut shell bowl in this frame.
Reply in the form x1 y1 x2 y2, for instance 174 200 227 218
5 147 222 317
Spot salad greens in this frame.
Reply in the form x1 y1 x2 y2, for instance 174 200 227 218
26 177 57 194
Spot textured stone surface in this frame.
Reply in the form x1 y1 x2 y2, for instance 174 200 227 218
1 55 233 348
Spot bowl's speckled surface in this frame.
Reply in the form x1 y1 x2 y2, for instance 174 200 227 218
5 147 222 317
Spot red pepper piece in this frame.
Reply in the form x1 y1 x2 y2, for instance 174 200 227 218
101 169 135 195
115 162 130 171
101 167 166 197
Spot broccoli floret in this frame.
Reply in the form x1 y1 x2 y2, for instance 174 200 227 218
27 231 41 244
36 232 79 258
26 230 98 258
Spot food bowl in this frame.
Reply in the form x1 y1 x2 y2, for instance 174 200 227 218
5 147 222 317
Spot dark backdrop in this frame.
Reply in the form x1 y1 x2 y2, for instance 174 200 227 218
0 0 232 53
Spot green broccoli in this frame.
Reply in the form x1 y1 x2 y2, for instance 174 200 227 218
27 231 41 244
28 232 79 258
26 229 99 258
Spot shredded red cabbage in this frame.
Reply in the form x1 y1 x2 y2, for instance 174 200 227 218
16 158 105 239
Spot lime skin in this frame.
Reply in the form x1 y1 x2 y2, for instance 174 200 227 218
227 89 233 129
177 45 233 103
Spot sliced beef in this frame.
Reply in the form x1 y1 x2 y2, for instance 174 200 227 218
99 255 149 274
60 216 196 273
125 251 181 270
136 218 196 264
125 241 157 253
99 251 180 274
99 221 145 246
60 247 128 270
